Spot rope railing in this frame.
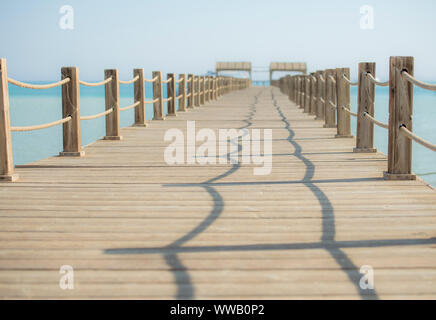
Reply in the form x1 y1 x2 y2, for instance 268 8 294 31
120 101 140 112
365 73 389 87
277 57 435 180
399 125 436 152
341 105 358 117
144 76 158 83
80 108 113 120
119 75 139 84
11 115 72 132
79 77 113 87
328 75 336 84
401 71 436 91
328 100 337 110
8 77 70 89
362 112 389 129
342 74 358 86
144 98 159 104
0 56 249 182
162 78 173 84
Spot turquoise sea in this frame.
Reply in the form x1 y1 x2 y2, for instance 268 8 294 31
7 80 436 187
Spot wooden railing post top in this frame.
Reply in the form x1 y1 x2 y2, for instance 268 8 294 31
358 62 376 76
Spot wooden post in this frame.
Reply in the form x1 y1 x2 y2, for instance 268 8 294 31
209 76 213 100
354 62 376 153
104 69 121 140
208 76 211 100
324 69 336 128
211 77 215 100
204 77 209 103
216 77 220 97
187 74 194 108
200 76 205 105
152 71 165 120
0 58 18 181
133 68 146 127
208 77 212 100
304 76 311 113
167 73 176 116
300 76 304 108
315 71 325 120
294 76 298 103
60 67 84 156
296 76 300 107
335 68 353 138
178 74 186 112
310 73 316 115
194 76 200 107
384 56 416 180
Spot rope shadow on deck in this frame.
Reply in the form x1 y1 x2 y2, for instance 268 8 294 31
104 88 382 299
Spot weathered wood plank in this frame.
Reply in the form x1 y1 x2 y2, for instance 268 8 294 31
0 86 434 300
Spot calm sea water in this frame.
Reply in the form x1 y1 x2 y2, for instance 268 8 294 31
8 82 436 187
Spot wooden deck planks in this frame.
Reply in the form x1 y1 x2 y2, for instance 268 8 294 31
0 86 435 299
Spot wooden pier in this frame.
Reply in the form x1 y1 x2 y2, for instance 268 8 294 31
0 57 436 299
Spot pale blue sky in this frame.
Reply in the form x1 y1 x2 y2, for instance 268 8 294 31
1 0 435 81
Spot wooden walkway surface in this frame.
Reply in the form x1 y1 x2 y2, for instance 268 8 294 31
1 86 436 299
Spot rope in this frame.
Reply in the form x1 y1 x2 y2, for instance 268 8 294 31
11 116 72 132
120 101 140 112
401 71 436 91
362 112 389 129
186 93 191 98
8 77 70 89
319 98 325 103
328 75 336 84
145 76 158 83
162 97 173 102
341 105 358 117
399 125 436 152
80 108 113 120
176 94 183 100
366 73 389 87
328 100 337 110
144 98 159 104
79 77 113 87
119 75 139 84
176 78 184 83
319 75 326 83
342 74 358 86
162 78 173 84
